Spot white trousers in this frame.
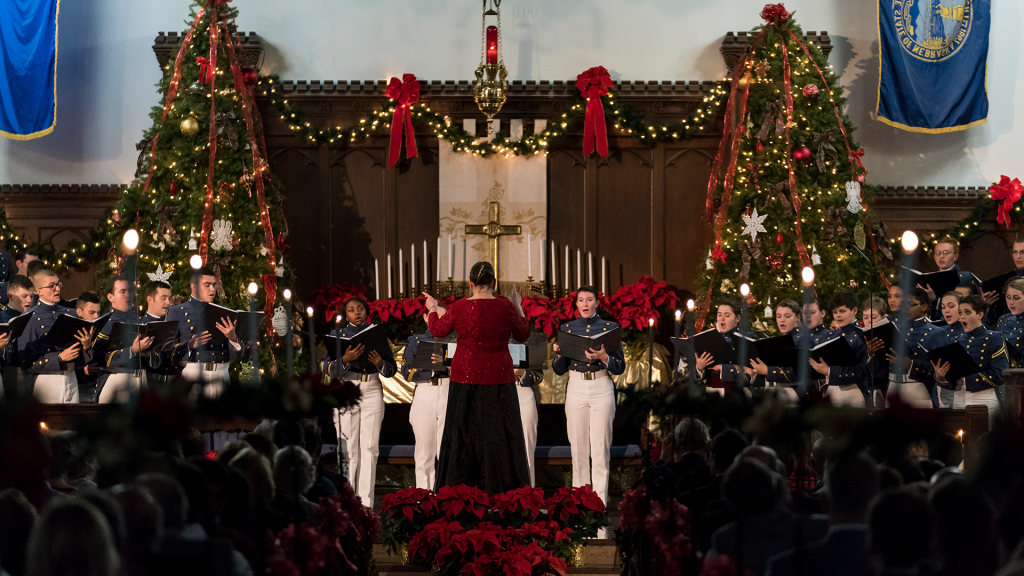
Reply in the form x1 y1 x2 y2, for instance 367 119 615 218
965 388 1001 426
334 374 384 507
182 362 230 399
889 377 934 409
939 381 966 409
826 385 866 408
764 383 799 405
98 372 148 404
518 384 539 486
565 371 615 505
33 371 79 404
408 379 449 490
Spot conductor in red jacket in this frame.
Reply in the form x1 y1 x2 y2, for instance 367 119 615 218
422 261 532 493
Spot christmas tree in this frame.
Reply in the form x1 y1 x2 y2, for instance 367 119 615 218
102 0 295 375
696 4 892 330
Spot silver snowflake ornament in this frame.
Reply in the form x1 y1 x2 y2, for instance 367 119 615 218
147 264 173 283
741 208 768 242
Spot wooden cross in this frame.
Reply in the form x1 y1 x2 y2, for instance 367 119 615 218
464 201 521 285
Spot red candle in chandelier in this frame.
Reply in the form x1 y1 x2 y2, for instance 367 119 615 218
486 26 498 65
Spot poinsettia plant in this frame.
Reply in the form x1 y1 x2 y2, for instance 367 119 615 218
462 541 569 576
408 519 465 566
515 520 577 560
490 485 545 527
379 487 441 554
436 484 491 526
544 485 609 540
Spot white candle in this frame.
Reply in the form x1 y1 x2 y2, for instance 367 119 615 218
564 245 569 288
375 258 380 300
411 243 416 290
588 252 593 286
423 240 428 288
436 236 441 282
448 233 453 278
601 257 606 295
527 233 532 278
387 254 392 299
399 248 404 295
576 249 581 288
550 240 557 286
462 239 467 282
540 237 545 282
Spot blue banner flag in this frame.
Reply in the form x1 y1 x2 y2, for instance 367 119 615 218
877 0 990 133
0 0 60 140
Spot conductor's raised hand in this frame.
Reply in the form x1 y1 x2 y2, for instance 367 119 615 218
215 317 238 342
585 344 609 364
367 350 384 368
422 292 438 312
190 330 212 349
508 284 525 317
342 343 365 363
59 343 81 362
75 327 95 351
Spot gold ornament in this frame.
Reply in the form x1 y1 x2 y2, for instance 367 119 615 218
738 73 752 89
180 117 200 137
854 223 866 250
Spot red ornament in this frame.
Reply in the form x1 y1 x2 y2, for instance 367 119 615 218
241 67 258 86
776 232 784 245
792 146 813 165
857 174 865 184
169 181 177 197
802 84 819 98
756 141 764 153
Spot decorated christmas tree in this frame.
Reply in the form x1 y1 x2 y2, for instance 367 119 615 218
100 0 294 375
696 4 892 330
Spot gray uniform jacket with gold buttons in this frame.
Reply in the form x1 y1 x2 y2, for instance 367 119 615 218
166 297 243 365
552 316 625 376
996 311 1024 368
19 302 92 374
954 325 1008 393
322 323 397 379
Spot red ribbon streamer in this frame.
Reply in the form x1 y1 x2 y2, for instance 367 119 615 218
384 74 420 168
576 66 613 157
199 4 220 263
850 148 867 174
991 175 1023 228
779 39 811 268
142 8 206 195
196 57 214 83
223 21 279 328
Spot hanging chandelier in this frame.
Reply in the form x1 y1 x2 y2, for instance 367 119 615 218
473 0 508 124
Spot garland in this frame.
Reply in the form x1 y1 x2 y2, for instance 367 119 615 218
258 76 729 158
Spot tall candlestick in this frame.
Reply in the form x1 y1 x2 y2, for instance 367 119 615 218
540 236 545 282
307 307 317 375
550 241 557 286
411 243 416 291
436 236 441 282
737 284 750 391
334 314 343 369
601 257 606 294
387 254 392 299
399 249 404 295
375 259 380 301
527 233 532 278
798 267 815 395
686 300 697 396
462 239 467 282
284 290 294 378
576 249 581 289
564 245 569 289
423 240 428 287
672 309 682 383
647 317 655 385
588 252 593 286
448 233 453 278
249 283 260 384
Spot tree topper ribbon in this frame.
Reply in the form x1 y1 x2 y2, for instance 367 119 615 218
990 175 1023 229
576 66 613 157
196 57 214 84
760 3 790 24
384 74 420 168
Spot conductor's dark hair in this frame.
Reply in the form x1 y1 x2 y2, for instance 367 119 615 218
341 297 369 318
576 285 599 299
76 292 101 307
469 261 496 288
719 299 742 317
146 281 171 299
776 299 801 319
7 274 33 292
190 267 216 286
831 292 859 311
960 294 988 315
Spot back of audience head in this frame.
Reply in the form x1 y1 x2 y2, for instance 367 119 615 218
229 448 275 510
673 418 711 460
722 458 782 515
213 441 251 466
272 419 305 449
252 419 277 440
273 446 316 498
0 488 37 576
110 486 163 555
869 489 935 571
137 473 189 533
242 433 278 462
301 420 323 465
710 430 748 475
78 491 126 553
169 461 208 527
25 498 119 576
929 477 998 576
824 453 880 523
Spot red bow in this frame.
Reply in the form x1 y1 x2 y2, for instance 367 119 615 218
576 66 613 157
760 3 790 24
850 148 867 174
712 242 728 263
196 57 214 83
384 74 420 168
990 175 1023 228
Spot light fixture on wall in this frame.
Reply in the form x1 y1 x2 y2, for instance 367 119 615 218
473 0 508 127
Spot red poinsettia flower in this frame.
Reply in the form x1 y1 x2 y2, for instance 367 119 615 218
574 484 607 513
492 485 544 520
436 484 490 520
408 519 464 563
617 484 649 532
380 487 438 521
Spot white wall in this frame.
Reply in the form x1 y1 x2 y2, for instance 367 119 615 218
1 0 1020 187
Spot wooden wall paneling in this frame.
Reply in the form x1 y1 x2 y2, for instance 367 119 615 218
393 150 440 294
595 148 655 292
664 147 716 294
327 147 386 296
267 147 322 298
546 149 586 286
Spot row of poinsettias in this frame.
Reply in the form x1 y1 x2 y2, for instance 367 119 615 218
380 485 609 576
